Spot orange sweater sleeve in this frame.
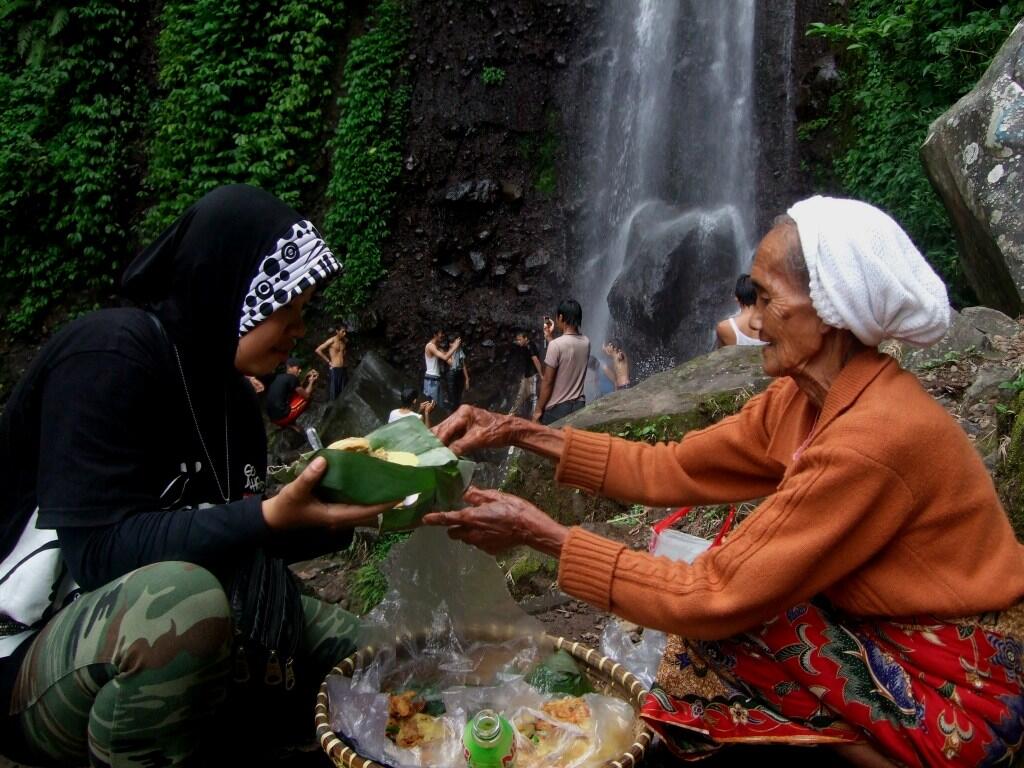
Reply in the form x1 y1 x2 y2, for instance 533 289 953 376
558 444 916 639
555 382 788 506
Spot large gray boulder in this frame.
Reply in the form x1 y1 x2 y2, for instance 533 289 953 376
922 19 1024 316
605 202 745 363
317 351 404 444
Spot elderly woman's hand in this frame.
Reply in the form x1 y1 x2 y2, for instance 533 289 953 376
433 405 519 454
262 456 399 531
434 405 567 461
422 487 568 557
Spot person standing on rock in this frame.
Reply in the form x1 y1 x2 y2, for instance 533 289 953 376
509 328 543 417
315 324 348 400
445 335 470 410
715 273 765 347
534 299 590 424
423 328 461 407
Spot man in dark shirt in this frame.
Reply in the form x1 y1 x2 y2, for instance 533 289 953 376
265 358 318 428
508 329 542 417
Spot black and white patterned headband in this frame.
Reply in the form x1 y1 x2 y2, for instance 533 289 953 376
239 220 342 336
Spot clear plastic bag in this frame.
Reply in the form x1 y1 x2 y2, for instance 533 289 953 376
599 619 666 690
327 528 639 767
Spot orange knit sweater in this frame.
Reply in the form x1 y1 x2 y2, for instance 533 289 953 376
555 349 1024 640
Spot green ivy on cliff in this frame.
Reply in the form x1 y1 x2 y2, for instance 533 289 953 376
0 1 149 333
807 1 1024 302
143 0 346 239
322 0 411 316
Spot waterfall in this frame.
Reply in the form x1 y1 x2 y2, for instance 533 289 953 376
575 1 759 386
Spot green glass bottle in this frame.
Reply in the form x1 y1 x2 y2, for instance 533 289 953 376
462 708 516 767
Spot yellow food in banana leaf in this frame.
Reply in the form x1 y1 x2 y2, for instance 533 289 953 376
272 416 473 531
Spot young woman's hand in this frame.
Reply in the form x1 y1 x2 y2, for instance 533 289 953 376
262 456 398 531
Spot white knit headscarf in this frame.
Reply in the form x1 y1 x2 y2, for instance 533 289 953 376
786 196 950 348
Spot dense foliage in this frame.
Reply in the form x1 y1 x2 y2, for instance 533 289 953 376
321 0 410 316
1 0 412 334
143 0 346 238
807 1 1024 301
0 1 150 333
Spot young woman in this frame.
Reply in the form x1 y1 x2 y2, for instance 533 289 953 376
0 185 394 766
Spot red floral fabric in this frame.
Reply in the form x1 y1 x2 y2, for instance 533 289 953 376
641 601 1024 766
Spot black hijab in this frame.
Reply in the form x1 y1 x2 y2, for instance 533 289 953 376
122 184 339 377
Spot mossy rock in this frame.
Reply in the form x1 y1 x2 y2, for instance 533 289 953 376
996 389 1024 540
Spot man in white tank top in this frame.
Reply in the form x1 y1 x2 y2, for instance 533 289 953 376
424 329 461 405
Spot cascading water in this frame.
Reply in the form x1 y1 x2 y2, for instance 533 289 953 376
575 0 759 386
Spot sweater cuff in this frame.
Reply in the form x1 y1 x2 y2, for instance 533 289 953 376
557 527 624 612
555 428 612 493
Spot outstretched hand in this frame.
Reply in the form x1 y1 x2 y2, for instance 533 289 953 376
433 405 518 455
262 456 399 531
422 486 568 557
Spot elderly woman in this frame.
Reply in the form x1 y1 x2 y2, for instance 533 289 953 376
426 197 1024 767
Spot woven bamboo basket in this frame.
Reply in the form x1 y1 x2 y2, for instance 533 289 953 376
315 631 653 768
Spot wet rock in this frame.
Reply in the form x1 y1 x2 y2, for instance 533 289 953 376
516 283 531 294
797 53 841 119
922 20 1024 316
469 251 487 271
441 262 463 278
493 264 508 277
606 202 741 345
482 339 496 348
524 249 550 271
500 181 523 203
443 179 500 207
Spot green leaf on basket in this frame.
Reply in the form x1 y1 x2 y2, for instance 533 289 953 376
526 649 594 696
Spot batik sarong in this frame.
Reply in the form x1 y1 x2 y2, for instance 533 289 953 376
642 600 1024 766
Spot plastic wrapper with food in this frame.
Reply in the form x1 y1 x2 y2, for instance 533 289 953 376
270 416 475 531
327 528 642 767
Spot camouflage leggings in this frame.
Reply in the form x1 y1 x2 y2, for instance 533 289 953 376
10 561 360 767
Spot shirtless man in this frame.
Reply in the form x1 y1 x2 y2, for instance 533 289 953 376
715 274 763 347
315 326 348 400
601 339 632 389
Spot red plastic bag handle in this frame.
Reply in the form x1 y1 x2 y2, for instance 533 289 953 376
652 507 691 535
712 505 737 547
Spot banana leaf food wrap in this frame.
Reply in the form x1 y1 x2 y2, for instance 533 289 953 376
272 416 475 532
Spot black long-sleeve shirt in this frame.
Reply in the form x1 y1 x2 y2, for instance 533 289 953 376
0 309 349 749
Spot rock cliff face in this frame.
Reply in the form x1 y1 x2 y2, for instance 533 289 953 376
348 0 599 409
347 1 837 408
922 20 1024 317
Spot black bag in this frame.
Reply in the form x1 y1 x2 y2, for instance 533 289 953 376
229 550 304 692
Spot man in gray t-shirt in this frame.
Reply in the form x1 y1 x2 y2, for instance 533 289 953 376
535 299 590 424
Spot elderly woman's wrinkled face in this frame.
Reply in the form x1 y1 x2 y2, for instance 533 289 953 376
749 228 826 379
